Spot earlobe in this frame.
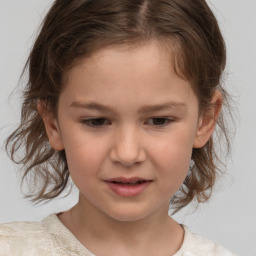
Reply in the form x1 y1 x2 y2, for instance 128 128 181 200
37 101 64 151
193 91 223 148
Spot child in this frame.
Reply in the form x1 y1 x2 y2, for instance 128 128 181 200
0 0 237 255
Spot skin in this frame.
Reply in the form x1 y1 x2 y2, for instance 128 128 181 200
40 40 221 256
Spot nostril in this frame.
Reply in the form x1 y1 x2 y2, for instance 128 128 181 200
109 135 146 166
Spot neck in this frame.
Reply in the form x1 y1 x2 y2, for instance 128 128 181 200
59 195 184 256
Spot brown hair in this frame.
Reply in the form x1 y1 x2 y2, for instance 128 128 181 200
5 0 231 213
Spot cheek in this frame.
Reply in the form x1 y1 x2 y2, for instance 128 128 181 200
65 146 102 196
153 145 192 197
150 130 194 178
62 135 105 178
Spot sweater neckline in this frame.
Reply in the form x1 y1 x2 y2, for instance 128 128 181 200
42 214 192 256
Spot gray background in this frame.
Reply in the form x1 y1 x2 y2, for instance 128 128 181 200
0 1 255 255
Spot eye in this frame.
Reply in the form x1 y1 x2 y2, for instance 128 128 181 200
146 117 173 126
81 118 110 127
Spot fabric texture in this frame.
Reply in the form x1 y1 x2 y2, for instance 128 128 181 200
0 214 237 256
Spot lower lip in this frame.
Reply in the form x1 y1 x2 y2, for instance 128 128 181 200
105 181 152 197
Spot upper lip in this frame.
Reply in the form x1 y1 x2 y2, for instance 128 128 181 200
105 177 152 183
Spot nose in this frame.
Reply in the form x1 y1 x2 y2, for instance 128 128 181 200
109 126 146 167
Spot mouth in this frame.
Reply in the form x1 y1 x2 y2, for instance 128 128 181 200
104 177 152 197
106 177 152 185
111 180 148 185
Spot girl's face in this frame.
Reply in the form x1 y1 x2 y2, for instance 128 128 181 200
45 41 213 222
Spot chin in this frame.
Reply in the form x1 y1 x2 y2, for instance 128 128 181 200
105 206 155 222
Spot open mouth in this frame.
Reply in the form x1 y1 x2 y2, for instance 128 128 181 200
111 180 148 185
105 178 152 197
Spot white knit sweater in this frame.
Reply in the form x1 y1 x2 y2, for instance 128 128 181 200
0 214 237 256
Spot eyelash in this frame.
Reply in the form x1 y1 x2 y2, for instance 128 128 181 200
80 117 174 127
81 118 110 127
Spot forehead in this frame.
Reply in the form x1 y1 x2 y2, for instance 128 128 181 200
60 41 197 111
89 40 171 63
66 40 179 86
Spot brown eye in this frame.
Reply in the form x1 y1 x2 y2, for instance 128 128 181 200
147 118 172 126
82 118 110 127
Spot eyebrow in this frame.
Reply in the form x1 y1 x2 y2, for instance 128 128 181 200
138 102 186 114
70 101 186 115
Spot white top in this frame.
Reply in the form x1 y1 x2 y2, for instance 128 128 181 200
0 214 237 256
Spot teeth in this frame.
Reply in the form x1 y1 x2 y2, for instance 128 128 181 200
112 181 145 185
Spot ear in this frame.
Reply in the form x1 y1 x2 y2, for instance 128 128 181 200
193 91 223 148
37 101 64 151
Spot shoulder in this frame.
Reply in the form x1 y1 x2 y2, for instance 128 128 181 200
176 226 238 256
0 219 54 255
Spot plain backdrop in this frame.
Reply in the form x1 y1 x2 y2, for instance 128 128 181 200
0 1 255 255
